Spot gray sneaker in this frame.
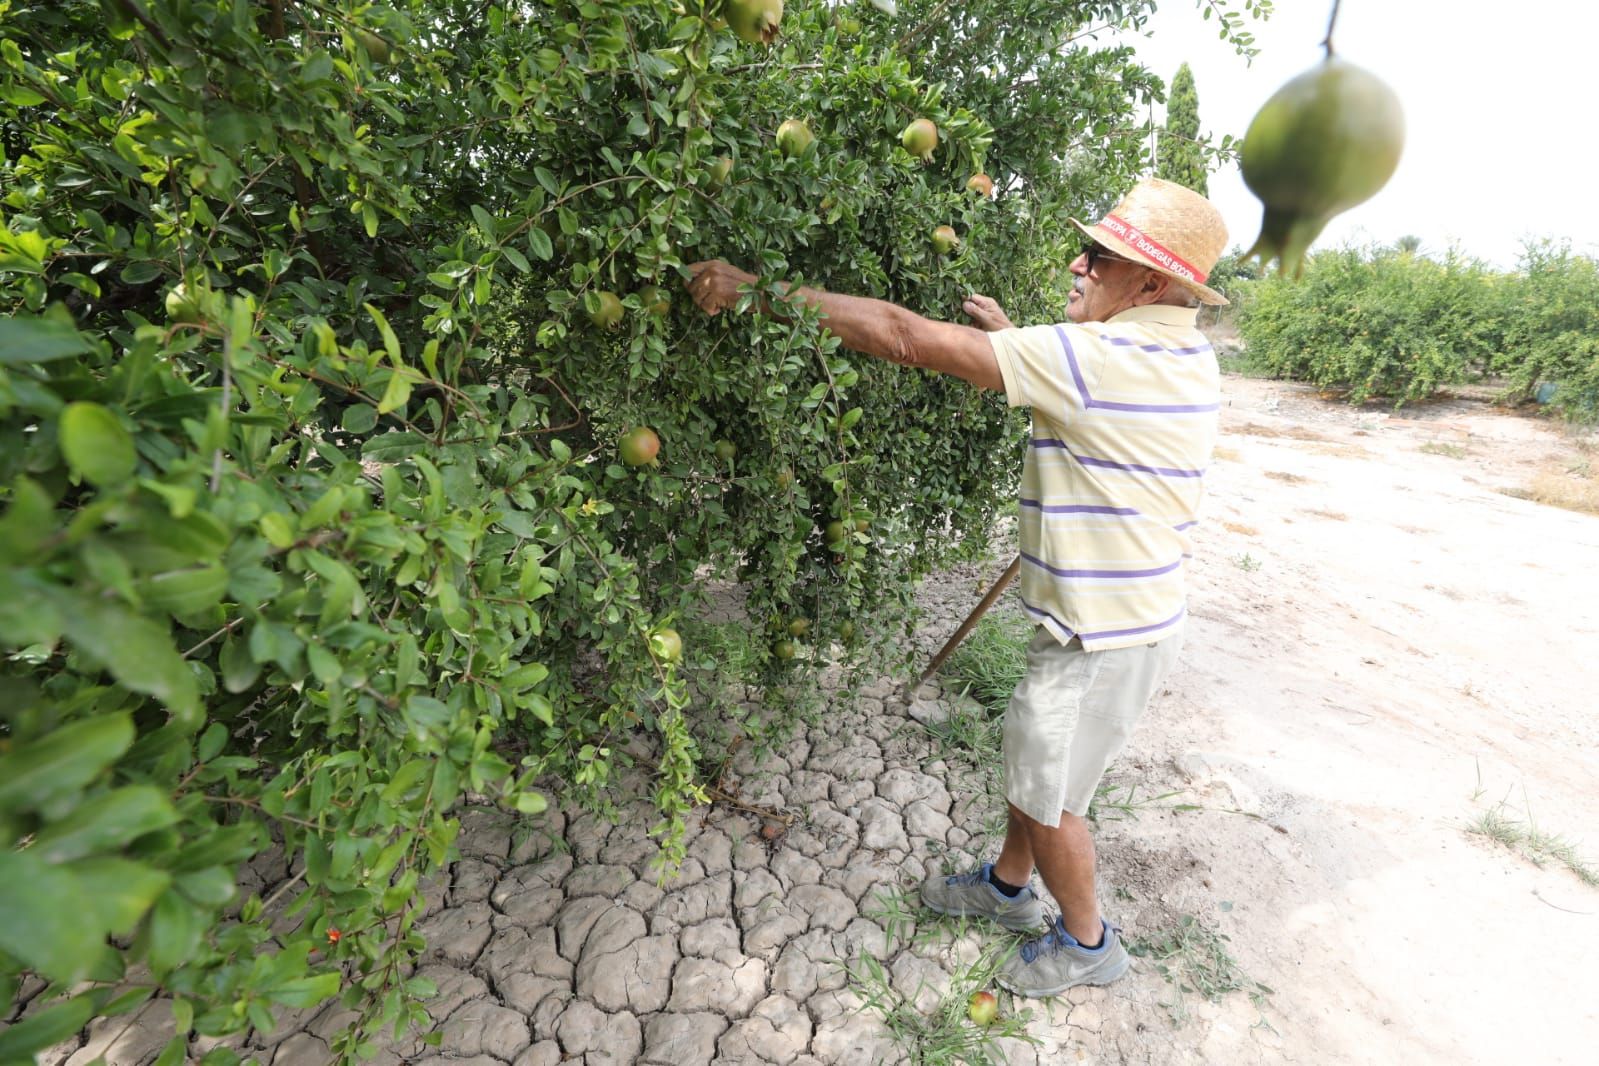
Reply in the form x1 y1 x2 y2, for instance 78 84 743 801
919 863 1046 932
997 917 1130 996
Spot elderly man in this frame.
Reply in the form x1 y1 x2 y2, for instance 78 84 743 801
684 177 1227 997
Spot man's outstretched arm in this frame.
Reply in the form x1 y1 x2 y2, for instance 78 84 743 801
685 260 1004 392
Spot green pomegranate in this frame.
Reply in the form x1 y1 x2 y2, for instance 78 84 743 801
164 281 205 324
899 118 938 160
776 119 813 158
930 225 959 254
638 285 670 316
726 0 782 46
1241 57 1404 276
649 627 683 663
588 290 624 329
966 172 994 198
353 29 391 63
713 439 737 462
618 426 660 466
707 155 734 186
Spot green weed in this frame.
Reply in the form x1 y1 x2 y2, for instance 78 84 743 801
1467 798 1598 888
940 612 1033 715
1128 915 1274 1027
842 943 1038 1066
1420 441 1469 459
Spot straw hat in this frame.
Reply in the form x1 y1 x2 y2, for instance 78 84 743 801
1070 178 1230 306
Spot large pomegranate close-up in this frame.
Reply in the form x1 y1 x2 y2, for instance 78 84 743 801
775 118 814 158
1240 56 1404 276
899 118 938 160
725 0 782 46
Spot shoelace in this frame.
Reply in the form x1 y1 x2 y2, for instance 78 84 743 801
1020 919 1122 964
1019 924 1069 964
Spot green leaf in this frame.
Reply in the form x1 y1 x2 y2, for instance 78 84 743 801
59 594 200 724
0 991 103 1061
0 851 102 982
0 711 133 813
361 431 428 461
134 565 229 616
470 204 497 237
341 403 379 433
364 302 403 366
1 85 47 107
59 401 137 486
265 972 341 1009
70 858 172 935
219 635 260 693
0 313 94 364
175 866 237 908
144 889 206 975
118 260 163 284
526 226 553 262
197 721 228 762
29 785 180 863
153 1036 188 1066
377 370 413 415
260 511 296 549
501 244 530 273
0 475 55 558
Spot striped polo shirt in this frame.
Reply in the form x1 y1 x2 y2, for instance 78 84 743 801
987 304 1220 652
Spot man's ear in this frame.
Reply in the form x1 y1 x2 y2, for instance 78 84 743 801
1134 269 1172 306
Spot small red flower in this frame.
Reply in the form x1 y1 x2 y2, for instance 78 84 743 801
326 928 342 944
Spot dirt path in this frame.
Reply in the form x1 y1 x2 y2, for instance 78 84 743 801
1104 375 1599 1064
27 376 1599 1065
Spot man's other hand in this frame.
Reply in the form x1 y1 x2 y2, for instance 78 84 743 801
686 260 758 316
962 293 1014 331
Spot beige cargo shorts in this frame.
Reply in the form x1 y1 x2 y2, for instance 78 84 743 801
1002 626 1184 826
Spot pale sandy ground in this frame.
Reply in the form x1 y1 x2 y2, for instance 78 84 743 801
1056 373 1599 1064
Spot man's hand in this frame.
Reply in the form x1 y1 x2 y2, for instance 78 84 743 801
686 260 758 316
962 293 1014 332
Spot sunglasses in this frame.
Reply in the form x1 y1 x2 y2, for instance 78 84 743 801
1080 241 1137 272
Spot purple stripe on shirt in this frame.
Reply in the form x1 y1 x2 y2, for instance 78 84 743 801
1019 596 1077 639
1080 604 1187 642
1020 550 1183 580
1028 439 1207 478
1098 335 1214 356
1173 520 1198 531
1019 499 1140 516
1053 326 1221 414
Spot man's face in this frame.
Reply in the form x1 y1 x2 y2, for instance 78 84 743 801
1066 242 1153 324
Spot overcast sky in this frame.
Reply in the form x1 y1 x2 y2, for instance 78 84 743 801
1112 0 1599 268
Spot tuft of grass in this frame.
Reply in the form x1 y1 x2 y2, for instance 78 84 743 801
1128 915 1274 1027
1233 552 1262 571
940 612 1032 715
842 942 1038 1066
1419 440 1469 459
1499 468 1599 516
1466 800 1598 887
